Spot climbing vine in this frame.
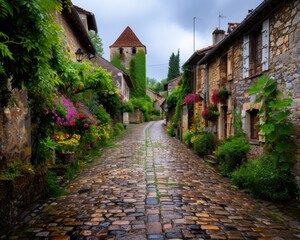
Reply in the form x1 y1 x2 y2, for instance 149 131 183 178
249 75 296 171
231 75 296 201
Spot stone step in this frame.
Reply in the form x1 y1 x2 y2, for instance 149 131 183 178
204 155 218 165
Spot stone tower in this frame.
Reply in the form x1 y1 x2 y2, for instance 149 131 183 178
110 26 146 69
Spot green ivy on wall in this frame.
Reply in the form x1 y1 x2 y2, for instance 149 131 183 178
130 50 146 98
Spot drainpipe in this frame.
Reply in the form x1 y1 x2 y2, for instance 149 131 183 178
205 64 209 104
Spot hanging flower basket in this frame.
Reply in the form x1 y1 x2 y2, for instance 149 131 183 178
202 103 219 121
184 93 201 104
212 88 230 104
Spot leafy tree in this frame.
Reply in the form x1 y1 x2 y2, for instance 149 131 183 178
147 77 164 93
89 30 104 56
167 50 180 81
147 77 157 88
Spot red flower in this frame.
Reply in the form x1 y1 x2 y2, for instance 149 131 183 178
212 89 221 104
70 121 76 126
78 113 85 119
53 135 59 140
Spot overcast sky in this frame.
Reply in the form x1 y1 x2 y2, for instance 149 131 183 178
72 0 263 81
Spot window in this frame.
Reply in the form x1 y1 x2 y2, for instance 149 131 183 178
132 47 136 55
250 29 262 76
243 19 269 78
119 48 124 55
220 54 227 83
220 48 233 83
250 109 259 140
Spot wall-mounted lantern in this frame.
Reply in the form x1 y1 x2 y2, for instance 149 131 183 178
75 48 84 62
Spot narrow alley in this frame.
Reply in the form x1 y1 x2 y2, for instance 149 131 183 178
6 121 300 240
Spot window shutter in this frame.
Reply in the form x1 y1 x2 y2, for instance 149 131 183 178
227 48 233 80
243 34 250 78
262 19 269 71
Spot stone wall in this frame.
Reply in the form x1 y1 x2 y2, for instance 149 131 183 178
110 46 145 70
0 166 47 230
0 88 31 170
208 58 220 101
54 11 89 61
267 0 300 179
129 108 144 124
230 0 300 177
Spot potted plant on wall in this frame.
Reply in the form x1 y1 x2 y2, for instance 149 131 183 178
202 103 219 122
184 93 201 104
212 88 230 104
53 133 80 163
218 88 230 103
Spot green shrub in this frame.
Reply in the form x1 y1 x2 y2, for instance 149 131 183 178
0 162 35 180
93 105 111 125
150 115 161 121
216 136 250 177
193 131 215 156
46 170 65 198
167 123 176 137
183 129 194 148
113 122 124 136
122 101 134 113
231 156 295 201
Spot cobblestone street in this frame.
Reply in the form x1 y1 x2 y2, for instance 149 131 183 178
6 121 300 239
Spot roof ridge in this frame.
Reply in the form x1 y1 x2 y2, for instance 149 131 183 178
110 26 145 48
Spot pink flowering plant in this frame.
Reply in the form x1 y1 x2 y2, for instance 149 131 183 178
184 93 201 104
202 103 219 121
48 94 77 127
212 88 230 104
76 102 98 132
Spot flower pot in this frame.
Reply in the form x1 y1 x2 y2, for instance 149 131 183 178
56 152 74 163
84 143 91 150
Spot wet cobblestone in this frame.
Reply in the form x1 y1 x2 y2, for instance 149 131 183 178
3 121 300 239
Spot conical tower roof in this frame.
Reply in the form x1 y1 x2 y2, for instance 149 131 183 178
110 26 146 48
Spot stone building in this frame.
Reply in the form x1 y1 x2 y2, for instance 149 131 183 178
61 6 134 124
164 75 183 127
95 55 133 124
146 88 165 113
109 26 146 70
185 0 300 177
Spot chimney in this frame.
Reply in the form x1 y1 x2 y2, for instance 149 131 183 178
212 27 225 45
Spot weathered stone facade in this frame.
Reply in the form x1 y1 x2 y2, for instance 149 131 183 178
110 46 145 70
267 0 300 177
109 26 146 71
189 0 300 177
0 88 31 170
129 109 144 124
54 10 94 62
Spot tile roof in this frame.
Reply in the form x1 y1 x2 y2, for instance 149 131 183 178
110 26 146 48
95 55 133 88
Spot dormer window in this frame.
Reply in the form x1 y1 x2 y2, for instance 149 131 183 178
132 47 136 55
